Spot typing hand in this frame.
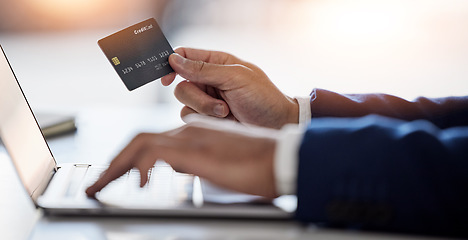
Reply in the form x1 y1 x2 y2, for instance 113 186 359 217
86 115 279 199
161 47 299 129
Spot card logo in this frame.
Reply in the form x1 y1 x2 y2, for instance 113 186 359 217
134 24 153 35
111 57 120 65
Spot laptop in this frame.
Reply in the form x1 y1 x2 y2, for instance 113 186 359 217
0 45 296 218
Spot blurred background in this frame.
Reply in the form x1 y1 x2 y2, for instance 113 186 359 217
0 0 467 113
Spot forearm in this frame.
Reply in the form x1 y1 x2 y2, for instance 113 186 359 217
310 88 468 129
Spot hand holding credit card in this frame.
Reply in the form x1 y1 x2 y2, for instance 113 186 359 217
98 18 174 91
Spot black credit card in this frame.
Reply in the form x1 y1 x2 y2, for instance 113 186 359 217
98 18 174 91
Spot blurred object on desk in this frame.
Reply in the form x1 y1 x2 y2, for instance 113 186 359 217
35 112 76 139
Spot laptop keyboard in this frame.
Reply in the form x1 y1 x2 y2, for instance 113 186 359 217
68 162 194 207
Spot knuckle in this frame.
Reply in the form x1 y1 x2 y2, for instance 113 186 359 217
189 60 206 75
133 133 154 148
213 50 234 64
231 64 250 75
223 64 251 84
134 133 147 141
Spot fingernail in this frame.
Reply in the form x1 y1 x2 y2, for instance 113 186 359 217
172 53 186 65
213 104 225 117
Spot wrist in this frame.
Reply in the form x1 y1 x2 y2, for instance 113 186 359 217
295 96 312 127
285 96 300 125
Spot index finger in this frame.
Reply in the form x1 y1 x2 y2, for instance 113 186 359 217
85 134 149 197
174 47 238 65
175 47 260 71
161 47 237 86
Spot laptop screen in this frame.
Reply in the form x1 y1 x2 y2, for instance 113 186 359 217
0 46 56 200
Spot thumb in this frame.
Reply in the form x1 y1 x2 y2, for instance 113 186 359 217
169 53 247 89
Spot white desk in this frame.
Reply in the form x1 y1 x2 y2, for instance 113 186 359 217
32 216 440 240
0 106 447 240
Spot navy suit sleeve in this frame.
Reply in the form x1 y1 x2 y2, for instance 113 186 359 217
295 115 468 237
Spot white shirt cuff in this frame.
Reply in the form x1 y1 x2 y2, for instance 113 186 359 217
295 96 312 127
274 124 305 195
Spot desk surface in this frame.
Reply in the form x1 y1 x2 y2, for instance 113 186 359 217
32 216 443 240
0 106 449 240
